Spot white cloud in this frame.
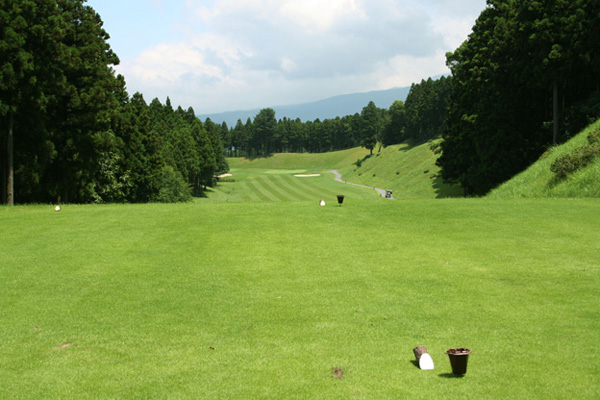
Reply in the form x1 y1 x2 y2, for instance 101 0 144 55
117 0 487 113
278 0 366 33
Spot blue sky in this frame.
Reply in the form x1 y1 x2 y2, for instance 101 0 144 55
87 0 487 114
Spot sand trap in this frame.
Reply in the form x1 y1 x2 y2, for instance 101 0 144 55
294 174 321 177
217 173 233 178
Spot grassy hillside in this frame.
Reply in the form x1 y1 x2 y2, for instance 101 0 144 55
337 141 462 198
489 119 600 198
228 147 371 170
1 200 599 398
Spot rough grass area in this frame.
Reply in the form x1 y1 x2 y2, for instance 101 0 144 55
1 199 599 399
489 118 600 198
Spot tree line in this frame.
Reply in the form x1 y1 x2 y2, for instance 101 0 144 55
1 0 227 204
221 76 452 157
438 0 600 196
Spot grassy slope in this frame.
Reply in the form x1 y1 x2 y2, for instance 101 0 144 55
489 119 600 198
1 200 599 399
338 141 462 198
228 147 371 170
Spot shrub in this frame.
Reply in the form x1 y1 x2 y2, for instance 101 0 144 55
587 130 600 145
428 140 442 155
154 165 192 203
550 141 600 179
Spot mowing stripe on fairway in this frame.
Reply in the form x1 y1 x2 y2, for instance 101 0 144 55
292 173 348 199
290 173 335 199
240 180 267 202
247 178 281 202
258 175 295 202
278 173 332 201
269 174 316 201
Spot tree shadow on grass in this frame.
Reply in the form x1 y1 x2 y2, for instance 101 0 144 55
245 153 274 161
194 186 222 199
433 175 464 199
396 141 419 152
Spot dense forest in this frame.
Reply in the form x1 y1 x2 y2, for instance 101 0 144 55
0 0 227 204
2 0 599 204
438 0 600 195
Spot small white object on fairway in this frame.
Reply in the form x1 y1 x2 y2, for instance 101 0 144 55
419 353 434 370
319 200 326 206
54 205 61 212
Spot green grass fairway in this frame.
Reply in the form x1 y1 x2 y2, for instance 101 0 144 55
1 199 599 399
202 168 383 203
226 142 462 200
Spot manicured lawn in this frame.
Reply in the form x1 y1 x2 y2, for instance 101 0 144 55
200 168 383 203
226 142 464 200
1 199 598 399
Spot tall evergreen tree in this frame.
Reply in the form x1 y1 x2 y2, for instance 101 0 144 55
1 0 125 204
438 0 600 195
1 0 59 204
253 108 277 155
360 101 384 154
382 100 406 146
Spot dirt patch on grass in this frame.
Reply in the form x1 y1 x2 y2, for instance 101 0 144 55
332 367 344 379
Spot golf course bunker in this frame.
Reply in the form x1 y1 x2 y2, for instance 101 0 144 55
294 174 321 177
217 173 233 178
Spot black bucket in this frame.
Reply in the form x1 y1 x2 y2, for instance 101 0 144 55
445 348 472 375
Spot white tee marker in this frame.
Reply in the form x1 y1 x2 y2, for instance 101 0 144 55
413 345 434 370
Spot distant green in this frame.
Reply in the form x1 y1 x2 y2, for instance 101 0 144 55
203 168 382 203
216 140 461 203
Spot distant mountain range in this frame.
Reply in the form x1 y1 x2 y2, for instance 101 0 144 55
198 86 411 127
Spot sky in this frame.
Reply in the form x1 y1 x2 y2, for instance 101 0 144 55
86 0 487 114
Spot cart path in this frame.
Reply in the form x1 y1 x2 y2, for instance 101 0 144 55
330 170 394 199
